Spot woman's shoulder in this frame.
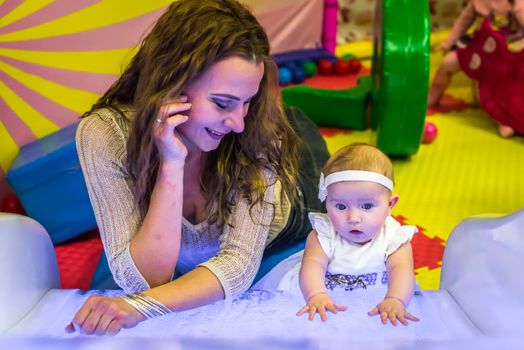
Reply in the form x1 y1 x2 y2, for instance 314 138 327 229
79 106 133 141
82 106 132 129
77 105 135 162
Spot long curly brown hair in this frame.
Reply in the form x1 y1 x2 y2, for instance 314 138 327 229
83 0 299 227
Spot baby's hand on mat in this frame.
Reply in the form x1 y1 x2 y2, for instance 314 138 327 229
368 297 420 326
296 292 347 321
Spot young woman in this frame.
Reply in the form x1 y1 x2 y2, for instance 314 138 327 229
68 0 328 335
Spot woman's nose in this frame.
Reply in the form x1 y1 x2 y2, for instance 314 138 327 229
224 107 245 133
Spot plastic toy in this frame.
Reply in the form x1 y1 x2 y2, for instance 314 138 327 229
289 65 306 84
317 58 335 75
334 59 352 75
347 57 362 74
422 121 438 144
300 60 318 77
278 66 293 85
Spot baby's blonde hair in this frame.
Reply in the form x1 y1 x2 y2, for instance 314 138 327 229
322 143 394 183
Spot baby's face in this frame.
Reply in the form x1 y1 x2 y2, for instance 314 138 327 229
325 181 394 244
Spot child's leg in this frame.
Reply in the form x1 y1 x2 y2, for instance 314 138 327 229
427 51 461 107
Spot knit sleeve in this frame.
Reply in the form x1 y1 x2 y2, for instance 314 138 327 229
198 168 276 298
76 111 150 293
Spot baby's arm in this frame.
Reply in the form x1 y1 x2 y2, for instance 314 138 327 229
368 242 420 326
296 231 347 321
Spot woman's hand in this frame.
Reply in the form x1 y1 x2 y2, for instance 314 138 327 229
368 297 420 326
153 96 192 163
296 292 347 321
64 295 146 336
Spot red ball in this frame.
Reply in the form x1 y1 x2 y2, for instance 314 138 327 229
317 59 334 75
347 58 362 74
334 59 351 76
423 121 438 144
1 193 26 215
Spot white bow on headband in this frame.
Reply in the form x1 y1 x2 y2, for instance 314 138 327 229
318 170 394 202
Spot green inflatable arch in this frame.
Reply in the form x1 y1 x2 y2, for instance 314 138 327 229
371 0 430 156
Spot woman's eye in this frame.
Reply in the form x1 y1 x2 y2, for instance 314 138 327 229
362 203 373 210
335 203 347 210
214 100 230 109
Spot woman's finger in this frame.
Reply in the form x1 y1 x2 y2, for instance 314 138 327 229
160 102 192 120
70 298 97 334
94 308 117 336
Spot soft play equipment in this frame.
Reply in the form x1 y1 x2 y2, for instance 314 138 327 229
1 208 523 346
280 0 430 157
370 0 430 156
282 76 372 130
5 122 96 244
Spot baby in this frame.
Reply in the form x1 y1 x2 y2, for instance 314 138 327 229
278 143 420 325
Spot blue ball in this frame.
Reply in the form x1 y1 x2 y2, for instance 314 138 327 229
291 66 306 84
278 67 292 85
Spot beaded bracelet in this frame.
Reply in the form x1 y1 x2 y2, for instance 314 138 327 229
120 292 173 319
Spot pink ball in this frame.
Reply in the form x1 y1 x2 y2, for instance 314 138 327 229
423 121 438 144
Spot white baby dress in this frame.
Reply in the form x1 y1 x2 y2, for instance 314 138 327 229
255 213 417 294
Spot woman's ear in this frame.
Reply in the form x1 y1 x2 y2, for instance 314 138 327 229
388 194 399 210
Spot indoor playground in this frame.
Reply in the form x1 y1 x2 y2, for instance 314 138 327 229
0 0 523 349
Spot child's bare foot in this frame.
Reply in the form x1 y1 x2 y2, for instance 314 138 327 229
498 124 515 138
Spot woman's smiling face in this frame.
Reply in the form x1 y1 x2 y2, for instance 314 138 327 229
179 56 265 154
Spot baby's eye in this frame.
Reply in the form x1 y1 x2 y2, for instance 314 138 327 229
335 203 347 210
362 203 374 210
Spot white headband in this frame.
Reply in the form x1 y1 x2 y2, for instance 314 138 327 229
318 170 394 202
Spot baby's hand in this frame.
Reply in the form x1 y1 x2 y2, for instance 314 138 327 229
368 297 420 326
296 292 347 321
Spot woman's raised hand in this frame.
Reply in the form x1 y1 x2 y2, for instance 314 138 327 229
153 96 192 163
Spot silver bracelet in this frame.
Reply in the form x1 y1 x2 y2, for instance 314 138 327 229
120 292 173 319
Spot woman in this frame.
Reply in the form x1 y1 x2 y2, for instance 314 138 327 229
68 0 328 335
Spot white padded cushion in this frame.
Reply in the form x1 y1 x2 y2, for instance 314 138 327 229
440 208 524 335
0 213 59 333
